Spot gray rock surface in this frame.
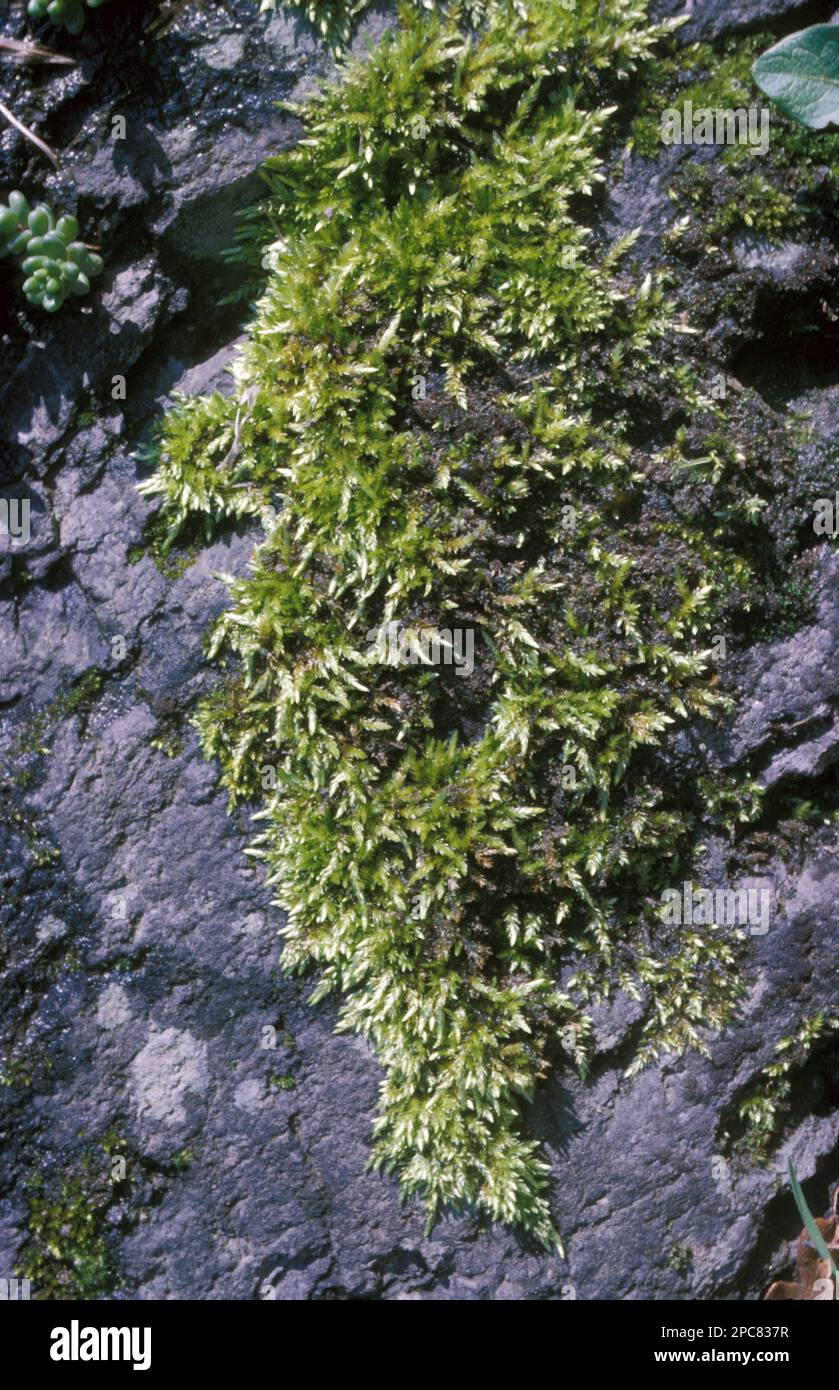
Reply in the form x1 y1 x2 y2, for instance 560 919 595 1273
654 0 817 41
0 0 837 1301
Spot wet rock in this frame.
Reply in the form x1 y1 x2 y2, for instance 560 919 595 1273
725 549 839 784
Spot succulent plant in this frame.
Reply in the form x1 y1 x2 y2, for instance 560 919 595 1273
27 0 110 37
0 191 103 312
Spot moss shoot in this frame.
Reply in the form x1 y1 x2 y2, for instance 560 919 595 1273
723 1015 839 1166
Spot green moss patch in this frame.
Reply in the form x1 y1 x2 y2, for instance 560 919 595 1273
721 1015 839 1166
631 31 839 245
128 508 206 582
141 1 834 1244
17 1135 128 1299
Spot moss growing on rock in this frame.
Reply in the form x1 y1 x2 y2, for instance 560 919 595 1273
631 31 839 245
10 667 104 768
723 1015 839 1166
17 1137 128 1299
14 1131 182 1299
127 507 207 582
141 1 831 1244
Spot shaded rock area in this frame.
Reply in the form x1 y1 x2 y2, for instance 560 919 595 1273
0 0 837 1300
654 0 827 41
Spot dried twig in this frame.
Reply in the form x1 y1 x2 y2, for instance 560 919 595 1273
0 37 75 66
145 0 199 37
0 99 60 168
0 35 73 168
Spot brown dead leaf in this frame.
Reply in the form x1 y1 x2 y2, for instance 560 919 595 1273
764 1187 839 1301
